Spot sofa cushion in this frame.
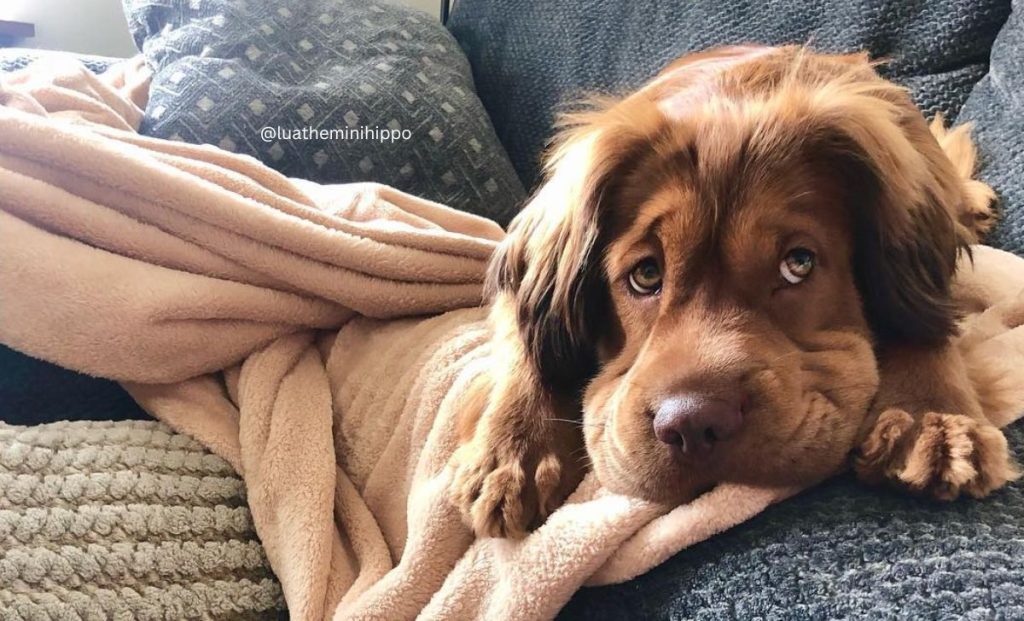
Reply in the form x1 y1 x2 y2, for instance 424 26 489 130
560 422 1024 620
124 0 525 225
0 344 147 425
447 0 1010 194
958 1 1024 255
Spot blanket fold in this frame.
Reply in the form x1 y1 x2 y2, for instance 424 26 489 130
2 57 1024 621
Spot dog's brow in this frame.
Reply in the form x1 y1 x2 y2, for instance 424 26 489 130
785 190 823 213
618 201 671 249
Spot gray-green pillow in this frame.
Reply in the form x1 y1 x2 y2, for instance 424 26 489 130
124 0 525 225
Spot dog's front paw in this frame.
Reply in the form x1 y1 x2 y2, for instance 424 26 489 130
450 424 573 539
855 409 1019 500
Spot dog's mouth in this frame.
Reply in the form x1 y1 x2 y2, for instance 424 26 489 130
597 440 723 503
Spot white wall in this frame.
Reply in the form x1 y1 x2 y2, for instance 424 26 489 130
393 0 442 16
3 0 138 57
1 0 442 58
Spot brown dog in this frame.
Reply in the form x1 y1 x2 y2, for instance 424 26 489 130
450 45 1018 539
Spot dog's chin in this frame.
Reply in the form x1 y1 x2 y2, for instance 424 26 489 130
586 441 711 504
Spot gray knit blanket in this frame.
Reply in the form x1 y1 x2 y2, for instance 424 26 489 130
0 420 284 619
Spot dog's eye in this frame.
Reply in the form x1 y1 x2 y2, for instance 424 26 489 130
628 258 663 295
780 248 816 284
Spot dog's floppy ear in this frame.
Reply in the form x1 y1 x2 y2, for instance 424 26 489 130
488 106 640 389
805 70 971 347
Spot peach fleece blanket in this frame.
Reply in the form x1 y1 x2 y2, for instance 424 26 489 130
3 58 1024 621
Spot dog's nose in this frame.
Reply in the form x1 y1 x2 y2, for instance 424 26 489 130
652 394 744 454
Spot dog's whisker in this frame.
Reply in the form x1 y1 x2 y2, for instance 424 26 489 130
756 349 806 368
544 417 604 429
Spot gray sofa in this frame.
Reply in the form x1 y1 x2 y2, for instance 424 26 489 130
2 0 1023 618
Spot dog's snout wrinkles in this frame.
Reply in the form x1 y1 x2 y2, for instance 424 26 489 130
652 394 744 455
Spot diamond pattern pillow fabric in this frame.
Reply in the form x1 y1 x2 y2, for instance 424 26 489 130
124 0 525 225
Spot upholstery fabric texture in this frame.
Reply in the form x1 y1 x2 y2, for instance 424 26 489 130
0 49 119 75
958 0 1024 255
124 0 525 225
0 344 147 425
1 424 1021 620
447 0 1011 192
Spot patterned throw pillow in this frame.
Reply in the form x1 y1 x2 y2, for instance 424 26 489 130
124 0 525 225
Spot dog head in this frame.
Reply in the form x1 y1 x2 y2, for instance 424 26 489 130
490 46 971 502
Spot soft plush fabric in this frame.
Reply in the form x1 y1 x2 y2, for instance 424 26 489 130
958 0 1024 255
447 0 1011 191
0 53 148 426
0 420 285 618
3 57 1024 621
124 0 525 225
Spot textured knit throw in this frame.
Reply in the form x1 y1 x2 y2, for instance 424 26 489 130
0 420 284 619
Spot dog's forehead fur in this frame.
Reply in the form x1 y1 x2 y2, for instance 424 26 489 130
599 89 857 303
603 122 850 254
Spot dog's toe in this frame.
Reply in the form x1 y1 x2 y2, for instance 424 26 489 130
960 178 998 242
857 410 1018 500
470 459 531 538
854 408 915 486
451 438 568 539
